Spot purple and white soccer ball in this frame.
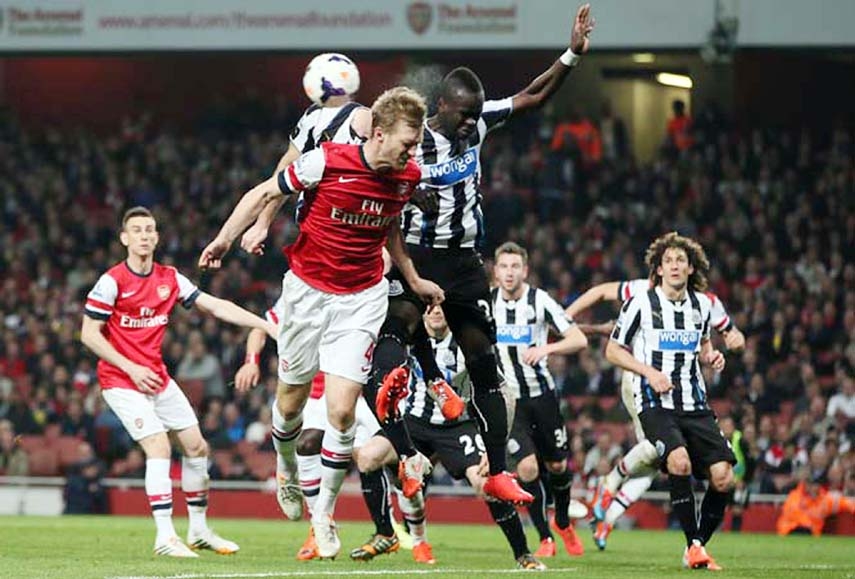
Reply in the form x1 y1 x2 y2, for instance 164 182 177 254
303 53 360 106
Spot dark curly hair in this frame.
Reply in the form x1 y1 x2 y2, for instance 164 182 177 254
644 232 710 292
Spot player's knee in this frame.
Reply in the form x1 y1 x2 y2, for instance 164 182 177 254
516 455 539 482
296 429 323 456
183 436 208 458
666 449 691 476
326 408 355 432
710 464 735 493
378 312 413 344
354 439 390 473
386 300 423 335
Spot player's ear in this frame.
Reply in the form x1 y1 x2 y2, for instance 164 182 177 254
119 230 129 247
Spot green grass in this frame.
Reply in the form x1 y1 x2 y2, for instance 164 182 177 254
0 515 851 579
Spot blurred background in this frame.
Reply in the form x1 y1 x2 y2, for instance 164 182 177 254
0 0 853 533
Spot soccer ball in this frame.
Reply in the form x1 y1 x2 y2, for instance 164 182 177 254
303 53 360 105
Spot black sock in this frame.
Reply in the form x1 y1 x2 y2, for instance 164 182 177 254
698 489 729 545
360 470 394 537
731 513 742 532
411 323 443 384
487 501 529 559
359 469 395 537
382 420 417 458
468 353 508 474
549 468 573 530
669 474 699 547
522 479 552 541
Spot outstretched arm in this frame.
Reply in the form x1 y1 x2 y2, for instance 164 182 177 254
565 281 621 319
510 3 594 114
194 292 277 338
240 143 301 255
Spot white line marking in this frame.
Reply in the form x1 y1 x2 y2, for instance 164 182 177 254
108 568 576 579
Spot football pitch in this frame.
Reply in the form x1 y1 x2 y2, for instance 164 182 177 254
0 516 851 579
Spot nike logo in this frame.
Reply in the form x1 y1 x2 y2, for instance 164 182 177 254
338 176 358 184
121 291 137 299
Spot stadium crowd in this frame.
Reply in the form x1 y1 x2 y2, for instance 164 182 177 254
0 96 853 506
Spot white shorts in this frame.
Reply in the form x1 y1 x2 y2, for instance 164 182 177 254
102 380 198 441
277 270 388 385
620 371 645 442
302 394 381 448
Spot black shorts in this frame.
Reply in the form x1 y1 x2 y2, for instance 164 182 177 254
507 391 569 465
639 408 736 479
405 417 484 480
388 245 496 343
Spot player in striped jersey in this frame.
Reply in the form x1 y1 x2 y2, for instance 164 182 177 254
492 242 588 558
566 276 744 551
370 3 596 506
355 306 548 571
237 52 371 256
606 232 736 570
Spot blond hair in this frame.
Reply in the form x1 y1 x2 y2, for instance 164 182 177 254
371 86 426 133
644 232 710 291
494 241 528 265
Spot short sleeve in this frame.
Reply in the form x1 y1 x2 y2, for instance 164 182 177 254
85 274 118 320
707 293 733 333
175 271 200 309
542 291 573 334
481 98 513 132
278 147 326 194
289 105 320 153
619 278 650 302
265 295 285 325
611 296 643 347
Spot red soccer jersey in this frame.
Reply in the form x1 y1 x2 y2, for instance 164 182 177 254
85 261 200 392
278 142 420 294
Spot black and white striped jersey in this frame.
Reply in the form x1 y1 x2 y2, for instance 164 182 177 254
402 98 513 249
616 278 734 334
492 284 574 400
290 102 365 153
289 102 366 223
405 332 472 426
611 286 714 414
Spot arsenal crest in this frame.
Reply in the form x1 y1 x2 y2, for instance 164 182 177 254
157 284 170 300
407 2 432 35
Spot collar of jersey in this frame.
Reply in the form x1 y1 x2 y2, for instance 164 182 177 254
124 260 154 278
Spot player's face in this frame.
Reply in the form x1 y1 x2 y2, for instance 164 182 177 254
377 120 423 170
424 306 448 335
494 253 527 293
120 216 158 258
657 247 693 291
437 89 484 140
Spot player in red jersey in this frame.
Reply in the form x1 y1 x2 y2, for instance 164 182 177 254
199 87 444 559
80 206 274 558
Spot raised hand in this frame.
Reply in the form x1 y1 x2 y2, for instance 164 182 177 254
570 3 595 55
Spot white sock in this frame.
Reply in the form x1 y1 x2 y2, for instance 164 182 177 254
297 452 321 516
181 456 209 534
397 486 427 544
146 458 176 541
271 404 302 480
312 424 355 519
605 474 655 525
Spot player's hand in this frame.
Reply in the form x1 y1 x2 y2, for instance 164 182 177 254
522 345 549 366
234 363 261 392
477 453 489 478
240 223 268 256
411 278 445 307
198 236 231 270
125 363 163 394
410 187 439 214
569 3 595 55
703 349 726 371
647 369 674 393
722 329 746 352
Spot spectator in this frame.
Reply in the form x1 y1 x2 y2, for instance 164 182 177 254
665 99 693 153
60 397 95 445
245 406 272 446
177 330 226 400
0 419 29 476
63 442 108 515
